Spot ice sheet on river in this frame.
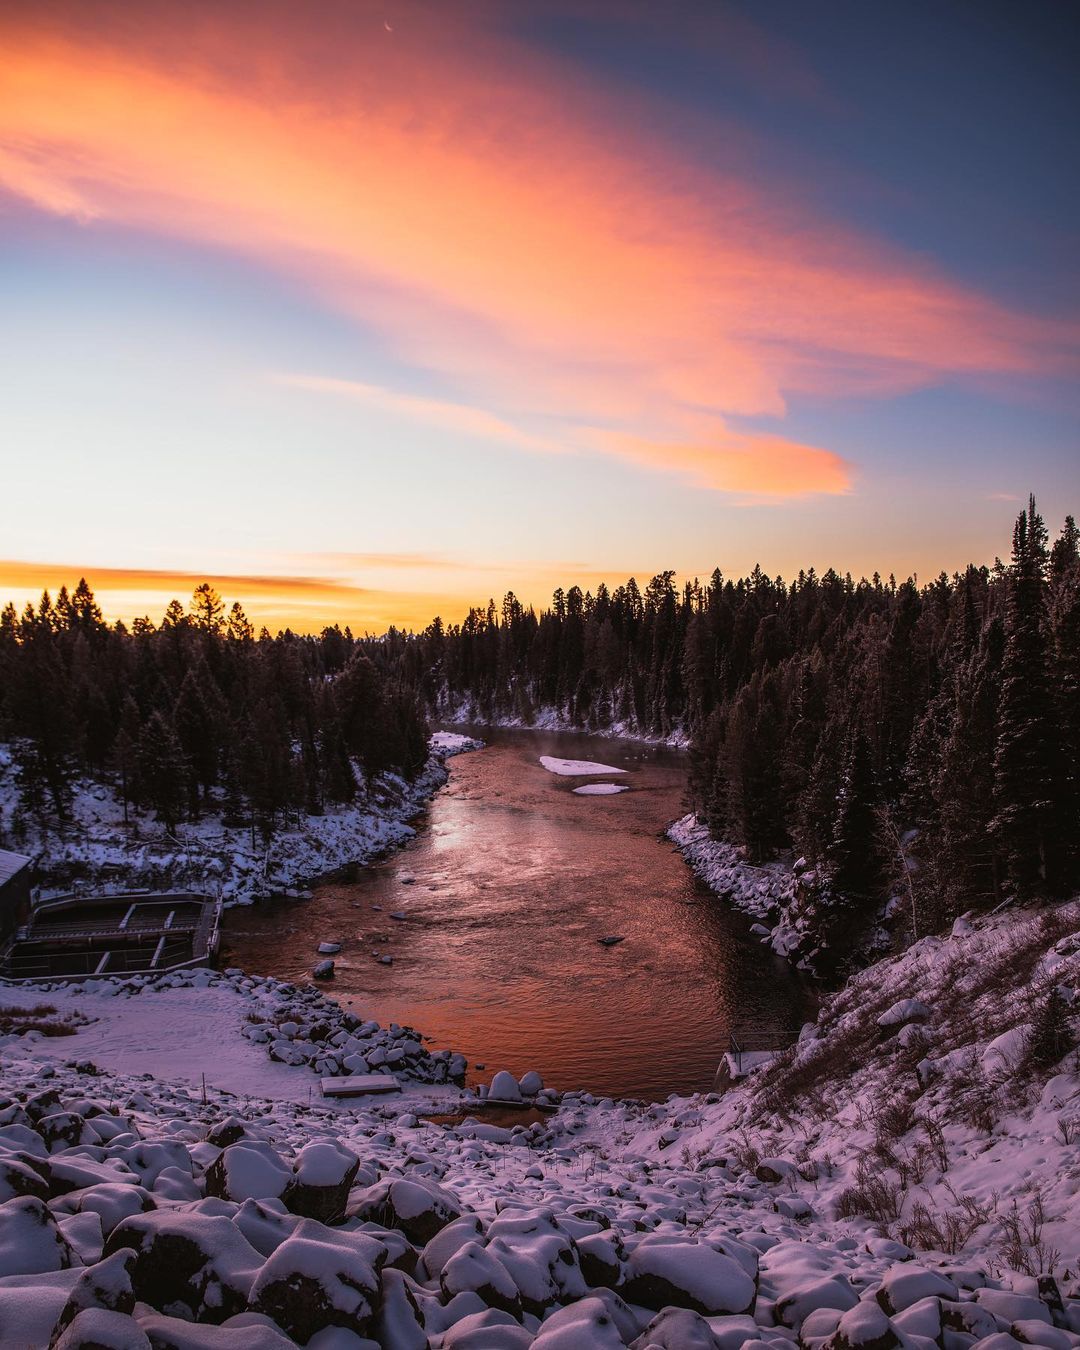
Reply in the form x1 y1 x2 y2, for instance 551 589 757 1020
539 755 627 777
573 783 629 795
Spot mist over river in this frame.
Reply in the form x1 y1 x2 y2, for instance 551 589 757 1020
222 728 812 1100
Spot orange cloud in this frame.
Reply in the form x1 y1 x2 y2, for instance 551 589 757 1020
584 427 852 498
0 3 1075 497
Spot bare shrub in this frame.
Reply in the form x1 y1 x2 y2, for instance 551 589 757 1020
730 1128 761 1173
1057 1114 1079 1146
834 1157 904 1226
997 1193 1062 1276
899 1191 993 1254
920 1115 950 1172
876 1096 918 1139
0 1004 84 1037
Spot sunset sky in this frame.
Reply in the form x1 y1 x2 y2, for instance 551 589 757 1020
2 0 1078 632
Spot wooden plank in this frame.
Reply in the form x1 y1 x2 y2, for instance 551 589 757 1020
118 904 136 931
319 1074 400 1098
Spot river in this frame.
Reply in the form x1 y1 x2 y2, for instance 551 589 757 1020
221 727 812 1100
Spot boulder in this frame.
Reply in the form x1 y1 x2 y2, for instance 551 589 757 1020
876 1000 931 1029
630 1305 721 1348
488 1071 522 1103
282 1140 360 1223
205 1142 292 1204
440 1241 522 1319
52 1249 137 1341
440 1308 534 1348
104 1210 262 1323
0 1195 80 1277
821 1300 904 1350
775 1275 860 1328
52 1308 151 1350
247 1226 386 1343
533 1295 629 1347
877 1265 958 1314
621 1241 756 1316
349 1177 462 1245
134 1311 296 1347
68 1184 156 1238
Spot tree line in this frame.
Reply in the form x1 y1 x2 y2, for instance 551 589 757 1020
3 498 1075 960
0 583 428 842
381 498 1079 951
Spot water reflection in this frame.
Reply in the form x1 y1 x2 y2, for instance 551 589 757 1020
222 728 812 1100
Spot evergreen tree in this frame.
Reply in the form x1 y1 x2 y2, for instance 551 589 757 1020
992 498 1057 897
134 712 188 833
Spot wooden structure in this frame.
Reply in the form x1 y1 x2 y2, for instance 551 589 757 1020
319 1074 401 1098
0 850 32 946
0 890 221 982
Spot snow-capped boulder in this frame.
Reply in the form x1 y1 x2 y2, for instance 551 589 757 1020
439 1307 534 1348
417 1214 486 1282
629 1306 721 1348
282 1139 360 1222
876 1265 958 1314
440 1240 522 1319
974 1289 1054 1327
134 1310 296 1347
104 1210 262 1323
205 1142 292 1204
576 1230 626 1289
876 1000 931 1030
519 1071 544 1096
52 1308 151 1350
62 1183 156 1238
0 1155 49 1203
821 1299 904 1350
247 1226 387 1343
621 1240 756 1316
0 1195 80 1276
52 1248 137 1340
775 1275 860 1328
349 1177 462 1245
755 1157 797 1183
532 1294 629 1347
489 1071 522 1103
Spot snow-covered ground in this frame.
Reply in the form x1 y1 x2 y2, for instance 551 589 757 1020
0 901 1076 1346
0 734 482 909
668 814 807 960
434 694 690 748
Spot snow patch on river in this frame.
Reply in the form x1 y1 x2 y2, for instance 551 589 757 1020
539 755 627 777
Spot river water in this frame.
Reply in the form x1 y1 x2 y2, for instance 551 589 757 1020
221 728 811 1100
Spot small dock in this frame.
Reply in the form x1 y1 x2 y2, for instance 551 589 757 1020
0 891 222 982
319 1074 401 1098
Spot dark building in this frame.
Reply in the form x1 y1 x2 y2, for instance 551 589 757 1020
0 850 33 945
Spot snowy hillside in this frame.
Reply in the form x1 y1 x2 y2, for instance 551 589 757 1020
0 899 1076 1347
0 733 481 908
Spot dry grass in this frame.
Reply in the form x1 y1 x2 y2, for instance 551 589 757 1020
0 1002 86 1037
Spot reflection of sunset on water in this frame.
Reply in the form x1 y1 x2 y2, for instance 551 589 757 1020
222 729 813 1101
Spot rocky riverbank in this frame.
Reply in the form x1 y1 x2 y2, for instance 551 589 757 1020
0 898 1076 1346
0 733 482 909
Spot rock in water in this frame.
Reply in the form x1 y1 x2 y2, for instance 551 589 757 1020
316 942 341 955
312 959 335 980
597 935 625 946
489 1070 522 1102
